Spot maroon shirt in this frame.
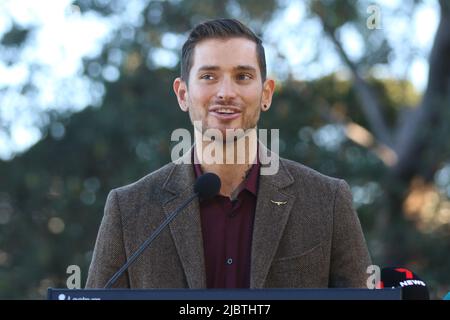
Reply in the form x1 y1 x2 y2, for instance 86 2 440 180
193 157 260 288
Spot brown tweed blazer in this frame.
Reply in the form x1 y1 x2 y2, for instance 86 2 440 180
86 146 371 289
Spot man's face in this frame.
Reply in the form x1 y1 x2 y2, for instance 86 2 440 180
174 37 274 138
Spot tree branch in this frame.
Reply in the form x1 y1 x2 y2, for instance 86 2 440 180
392 3 450 180
317 19 393 148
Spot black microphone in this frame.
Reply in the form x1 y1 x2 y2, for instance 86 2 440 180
378 267 430 300
104 172 221 288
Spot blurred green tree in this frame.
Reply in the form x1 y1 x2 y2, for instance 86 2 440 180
0 0 449 299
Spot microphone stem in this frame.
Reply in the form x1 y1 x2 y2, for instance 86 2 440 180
104 192 199 289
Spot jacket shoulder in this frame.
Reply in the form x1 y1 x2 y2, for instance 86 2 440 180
110 161 176 204
279 157 343 190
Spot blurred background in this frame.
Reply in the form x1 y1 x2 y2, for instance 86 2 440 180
0 0 449 299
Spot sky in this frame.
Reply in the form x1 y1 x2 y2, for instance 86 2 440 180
0 0 441 160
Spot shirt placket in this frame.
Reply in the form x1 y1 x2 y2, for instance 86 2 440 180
225 196 244 287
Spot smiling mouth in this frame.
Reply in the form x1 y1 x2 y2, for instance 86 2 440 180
209 105 242 116
209 108 242 121
212 108 241 115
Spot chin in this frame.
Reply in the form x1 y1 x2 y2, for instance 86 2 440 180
207 121 239 132
201 126 242 141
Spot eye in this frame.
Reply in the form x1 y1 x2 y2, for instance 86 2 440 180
200 74 215 80
237 73 252 81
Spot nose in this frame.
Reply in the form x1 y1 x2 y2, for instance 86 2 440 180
216 76 237 101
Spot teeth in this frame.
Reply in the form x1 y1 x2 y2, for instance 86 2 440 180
216 108 235 114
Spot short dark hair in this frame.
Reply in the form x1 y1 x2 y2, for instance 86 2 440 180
181 18 267 84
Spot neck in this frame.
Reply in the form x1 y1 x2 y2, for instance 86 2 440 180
194 128 258 197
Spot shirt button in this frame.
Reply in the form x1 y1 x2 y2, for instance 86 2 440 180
226 258 233 265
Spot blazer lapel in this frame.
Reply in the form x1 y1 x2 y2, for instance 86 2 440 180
161 149 207 288
250 144 295 288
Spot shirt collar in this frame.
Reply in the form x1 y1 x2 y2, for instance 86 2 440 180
192 147 260 196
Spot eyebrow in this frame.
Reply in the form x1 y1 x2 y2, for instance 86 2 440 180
235 65 257 73
196 65 257 73
197 65 220 73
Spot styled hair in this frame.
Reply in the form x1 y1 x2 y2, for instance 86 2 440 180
181 18 266 84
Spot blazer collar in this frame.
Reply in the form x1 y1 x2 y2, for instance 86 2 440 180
160 145 206 288
250 143 295 288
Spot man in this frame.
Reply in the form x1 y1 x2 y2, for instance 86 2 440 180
86 18 371 289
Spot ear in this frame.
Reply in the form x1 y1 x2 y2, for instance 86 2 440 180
173 77 189 112
261 78 275 112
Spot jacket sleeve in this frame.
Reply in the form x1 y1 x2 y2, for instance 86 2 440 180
85 190 130 288
328 179 372 288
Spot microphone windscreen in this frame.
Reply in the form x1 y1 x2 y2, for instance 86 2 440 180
194 172 221 200
380 267 430 300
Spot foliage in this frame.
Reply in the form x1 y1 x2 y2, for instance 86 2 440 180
0 0 449 299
